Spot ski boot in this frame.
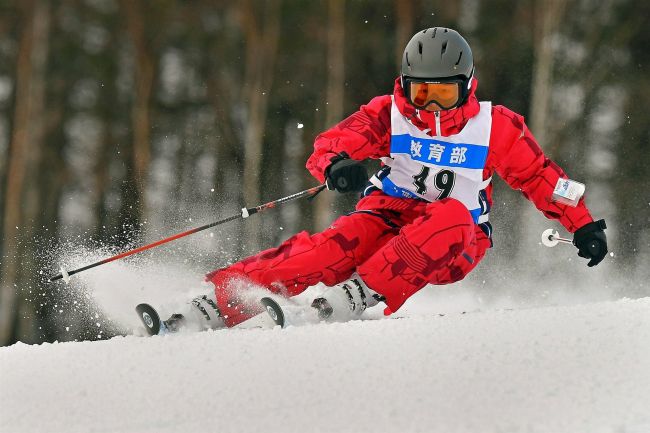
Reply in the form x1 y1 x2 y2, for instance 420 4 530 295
311 273 385 322
162 294 225 333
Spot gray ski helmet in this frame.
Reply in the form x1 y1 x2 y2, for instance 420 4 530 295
401 27 474 81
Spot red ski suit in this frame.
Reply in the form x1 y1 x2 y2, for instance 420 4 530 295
207 78 594 327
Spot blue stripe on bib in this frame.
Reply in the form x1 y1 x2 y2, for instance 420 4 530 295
381 175 483 223
381 176 420 199
391 134 489 169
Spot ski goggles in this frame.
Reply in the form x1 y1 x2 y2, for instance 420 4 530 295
403 77 466 111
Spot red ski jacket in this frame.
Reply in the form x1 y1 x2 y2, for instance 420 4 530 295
306 77 593 234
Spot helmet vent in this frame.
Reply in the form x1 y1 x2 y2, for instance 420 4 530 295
418 41 423 55
405 52 411 67
455 51 463 65
432 28 437 38
441 41 448 55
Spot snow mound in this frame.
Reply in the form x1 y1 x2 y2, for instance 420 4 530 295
1 297 649 433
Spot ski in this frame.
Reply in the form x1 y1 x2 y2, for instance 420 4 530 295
259 296 325 328
136 297 479 336
260 297 285 328
135 298 284 336
135 303 166 336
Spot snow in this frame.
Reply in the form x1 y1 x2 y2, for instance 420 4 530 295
2 297 649 433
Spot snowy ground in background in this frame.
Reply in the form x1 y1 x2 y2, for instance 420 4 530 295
2 296 649 433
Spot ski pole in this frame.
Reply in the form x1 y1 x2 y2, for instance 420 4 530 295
49 184 327 283
540 228 573 248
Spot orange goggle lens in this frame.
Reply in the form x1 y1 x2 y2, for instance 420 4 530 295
408 81 461 110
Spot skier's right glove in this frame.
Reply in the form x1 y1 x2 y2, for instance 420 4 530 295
573 219 608 267
325 155 368 193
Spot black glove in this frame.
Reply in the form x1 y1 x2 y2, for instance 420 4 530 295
573 219 608 267
325 156 368 193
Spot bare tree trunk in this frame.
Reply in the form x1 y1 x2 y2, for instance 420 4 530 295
239 0 281 250
92 111 118 241
190 1 246 258
314 0 346 230
0 0 50 345
89 13 121 242
205 49 244 197
509 0 567 290
120 0 156 235
529 0 566 155
394 0 414 70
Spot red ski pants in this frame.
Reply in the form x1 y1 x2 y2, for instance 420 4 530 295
206 194 491 327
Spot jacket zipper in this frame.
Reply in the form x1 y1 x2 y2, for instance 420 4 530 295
435 111 441 136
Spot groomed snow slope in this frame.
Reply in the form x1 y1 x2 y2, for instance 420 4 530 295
1 297 649 433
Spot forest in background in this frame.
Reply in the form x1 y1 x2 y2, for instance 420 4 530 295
0 0 648 346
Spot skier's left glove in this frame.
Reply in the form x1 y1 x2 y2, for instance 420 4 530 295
325 154 368 193
573 219 608 267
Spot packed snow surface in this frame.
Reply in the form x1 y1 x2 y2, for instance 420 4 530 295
1 297 649 433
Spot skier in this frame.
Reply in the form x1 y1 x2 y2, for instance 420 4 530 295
175 27 608 331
